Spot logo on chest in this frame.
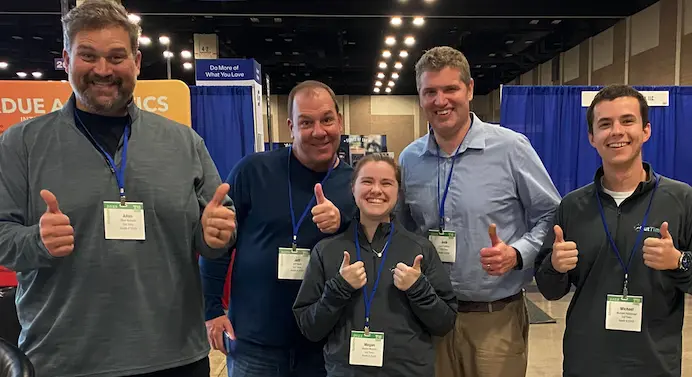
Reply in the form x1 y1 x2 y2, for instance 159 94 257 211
633 224 660 235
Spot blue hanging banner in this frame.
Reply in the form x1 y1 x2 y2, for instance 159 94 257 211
195 59 262 86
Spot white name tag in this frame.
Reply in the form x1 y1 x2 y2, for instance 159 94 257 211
277 247 310 280
349 330 384 367
428 230 456 263
103 201 145 240
605 294 643 332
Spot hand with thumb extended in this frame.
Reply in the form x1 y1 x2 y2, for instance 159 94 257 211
202 183 237 249
311 183 340 234
39 189 75 257
488 223 502 246
393 255 423 291
551 225 578 273
643 221 680 270
339 251 366 289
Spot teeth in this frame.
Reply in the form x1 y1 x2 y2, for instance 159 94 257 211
436 109 451 115
367 199 384 203
609 142 628 148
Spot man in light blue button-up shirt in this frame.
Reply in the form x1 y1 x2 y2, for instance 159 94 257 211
398 46 561 377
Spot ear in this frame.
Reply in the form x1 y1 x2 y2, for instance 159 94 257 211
287 118 295 140
588 131 596 148
62 49 70 74
467 78 475 102
134 50 142 77
642 122 652 143
337 113 344 133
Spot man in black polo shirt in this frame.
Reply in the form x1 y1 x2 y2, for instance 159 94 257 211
535 84 692 377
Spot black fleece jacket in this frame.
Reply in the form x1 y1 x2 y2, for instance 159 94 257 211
293 217 457 377
534 164 692 377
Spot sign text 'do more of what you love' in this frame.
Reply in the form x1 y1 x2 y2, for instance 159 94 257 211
0 80 192 134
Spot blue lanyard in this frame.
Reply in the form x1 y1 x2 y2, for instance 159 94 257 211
75 111 130 206
435 123 471 231
287 146 336 250
595 174 658 297
354 221 394 334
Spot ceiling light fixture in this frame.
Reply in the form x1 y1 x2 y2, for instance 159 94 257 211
375 81 383 87
127 14 140 24
399 50 408 58
379 62 388 69
388 81 395 87
374 87 381 93
391 17 402 26
413 17 425 26
404 36 415 46
31 71 42 78
385 36 396 46
0 62 8 69
377 72 385 79
139 36 151 46
183 62 193 70
385 87 392 93
391 72 399 79
163 51 174 59
159 35 170 46
16 72 27 78
382 50 392 58
394 62 403 69
180 50 192 59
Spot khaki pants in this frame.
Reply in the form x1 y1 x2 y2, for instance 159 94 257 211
435 297 529 377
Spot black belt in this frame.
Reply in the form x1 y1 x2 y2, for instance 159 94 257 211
457 291 523 313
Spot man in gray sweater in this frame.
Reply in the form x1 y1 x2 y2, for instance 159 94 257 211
0 1 236 376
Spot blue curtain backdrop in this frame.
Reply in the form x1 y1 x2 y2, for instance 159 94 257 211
190 86 255 181
500 85 692 196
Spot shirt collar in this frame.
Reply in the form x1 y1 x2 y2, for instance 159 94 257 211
60 93 141 123
420 112 487 157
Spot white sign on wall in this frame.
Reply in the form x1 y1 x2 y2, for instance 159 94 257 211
194 34 219 60
581 91 669 107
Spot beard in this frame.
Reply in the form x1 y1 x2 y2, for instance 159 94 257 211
74 73 133 115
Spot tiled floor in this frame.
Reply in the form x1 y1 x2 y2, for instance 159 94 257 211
207 291 692 377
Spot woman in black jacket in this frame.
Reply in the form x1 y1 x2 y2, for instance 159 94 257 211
293 153 457 377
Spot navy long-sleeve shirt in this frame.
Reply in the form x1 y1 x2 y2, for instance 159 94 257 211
199 147 356 347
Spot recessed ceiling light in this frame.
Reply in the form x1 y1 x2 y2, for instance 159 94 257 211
275 51 282 55
250 17 260 23
284 38 292 42
394 62 403 69
505 53 513 57
478 73 485 77
0 62 8 69
505 40 514 44
404 36 415 46
385 36 396 46
274 17 282 23
183 62 193 70
163 51 174 58
490 64 497 68
388 81 395 87
377 72 385 79
379 62 387 69
374 87 381 93
159 36 170 45
16 72 27 78
391 72 399 79
139 36 151 45
382 50 392 58
399 50 409 58
529 20 539 25
128 14 140 24
488 53 496 57
32 71 42 78
385 87 392 93
391 17 402 26
265 38 273 42
413 17 425 26
11 36 22 40
525 40 533 44
375 81 383 87
292 51 299 56
180 50 192 59
551 20 562 24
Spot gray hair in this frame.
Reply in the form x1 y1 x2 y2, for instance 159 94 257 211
414 46 472 91
61 0 141 55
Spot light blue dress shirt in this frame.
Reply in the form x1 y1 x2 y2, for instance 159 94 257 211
398 114 561 302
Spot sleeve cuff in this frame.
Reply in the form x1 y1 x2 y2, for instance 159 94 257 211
509 238 533 271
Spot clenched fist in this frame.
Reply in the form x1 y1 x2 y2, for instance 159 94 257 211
551 225 578 273
39 190 74 257
393 255 423 291
340 251 366 289
202 183 237 249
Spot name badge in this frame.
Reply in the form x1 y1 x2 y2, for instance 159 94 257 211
277 247 310 280
605 294 643 332
349 330 384 367
428 230 456 263
103 201 145 240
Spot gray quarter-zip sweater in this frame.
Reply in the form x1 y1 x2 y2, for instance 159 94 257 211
0 96 232 377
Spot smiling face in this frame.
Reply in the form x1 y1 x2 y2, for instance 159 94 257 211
352 160 399 221
288 87 343 171
589 96 651 169
64 25 141 116
418 66 474 139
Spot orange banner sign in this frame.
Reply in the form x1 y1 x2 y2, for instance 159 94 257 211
0 79 191 134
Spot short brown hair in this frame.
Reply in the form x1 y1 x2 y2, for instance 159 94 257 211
351 154 401 188
61 0 141 55
287 80 340 120
415 46 472 91
586 84 649 134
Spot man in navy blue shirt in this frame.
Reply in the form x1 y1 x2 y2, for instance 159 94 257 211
199 80 356 377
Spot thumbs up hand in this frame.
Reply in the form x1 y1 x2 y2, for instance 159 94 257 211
311 183 340 234
551 225 579 273
39 189 74 257
202 183 237 249
339 251 366 289
393 255 423 291
480 224 518 276
643 222 681 270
